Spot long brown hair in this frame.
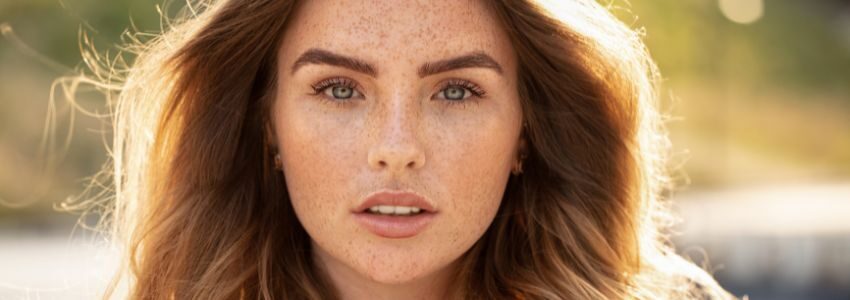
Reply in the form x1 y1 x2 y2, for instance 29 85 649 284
73 0 737 298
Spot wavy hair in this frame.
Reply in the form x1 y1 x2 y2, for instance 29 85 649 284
71 0 738 299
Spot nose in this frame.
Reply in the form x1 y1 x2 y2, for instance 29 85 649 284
367 97 426 175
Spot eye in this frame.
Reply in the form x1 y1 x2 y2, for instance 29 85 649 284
441 86 469 100
433 79 486 107
310 77 363 102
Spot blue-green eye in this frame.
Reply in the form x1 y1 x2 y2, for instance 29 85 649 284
311 77 362 100
330 86 355 99
440 86 469 100
433 79 486 106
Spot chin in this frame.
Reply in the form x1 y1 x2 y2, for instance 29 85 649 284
353 248 441 284
359 263 431 284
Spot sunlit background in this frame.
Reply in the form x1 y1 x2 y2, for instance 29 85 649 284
1 0 849 299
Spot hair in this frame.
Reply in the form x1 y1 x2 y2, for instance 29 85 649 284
67 0 739 299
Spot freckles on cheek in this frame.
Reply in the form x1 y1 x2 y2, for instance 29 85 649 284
438 118 514 230
278 99 352 167
276 103 361 217
447 118 515 177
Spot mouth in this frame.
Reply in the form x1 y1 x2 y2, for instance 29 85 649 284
352 190 438 238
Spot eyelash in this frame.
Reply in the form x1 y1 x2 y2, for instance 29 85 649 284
310 77 360 102
309 76 486 108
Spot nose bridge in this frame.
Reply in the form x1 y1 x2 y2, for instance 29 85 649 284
367 88 425 173
383 89 420 136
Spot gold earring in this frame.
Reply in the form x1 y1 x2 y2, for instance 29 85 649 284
512 153 526 175
274 153 282 170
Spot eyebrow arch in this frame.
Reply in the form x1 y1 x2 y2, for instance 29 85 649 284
291 48 378 77
290 48 504 78
418 52 503 77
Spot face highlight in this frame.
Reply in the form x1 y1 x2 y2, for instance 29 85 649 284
270 0 523 293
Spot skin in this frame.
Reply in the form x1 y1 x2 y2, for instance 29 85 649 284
268 0 524 299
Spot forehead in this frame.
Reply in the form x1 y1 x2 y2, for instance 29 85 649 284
279 0 515 72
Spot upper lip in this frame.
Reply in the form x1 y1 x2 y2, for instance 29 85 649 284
353 190 437 213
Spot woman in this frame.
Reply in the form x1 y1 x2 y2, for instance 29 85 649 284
81 0 738 299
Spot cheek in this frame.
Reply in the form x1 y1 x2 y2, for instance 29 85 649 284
273 98 360 237
430 115 516 242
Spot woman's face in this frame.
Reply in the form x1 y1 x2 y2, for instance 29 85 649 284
271 0 523 285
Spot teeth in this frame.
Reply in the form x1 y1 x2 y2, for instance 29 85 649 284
368 205 424 216
394 206 411 214
378 205 394 214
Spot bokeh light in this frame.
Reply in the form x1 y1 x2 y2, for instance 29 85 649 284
719 0 764 24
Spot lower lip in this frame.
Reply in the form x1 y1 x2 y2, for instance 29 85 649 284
352 212 436 239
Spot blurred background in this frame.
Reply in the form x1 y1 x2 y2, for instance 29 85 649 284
0 0 848 299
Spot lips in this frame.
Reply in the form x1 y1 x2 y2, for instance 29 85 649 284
352 190 438 239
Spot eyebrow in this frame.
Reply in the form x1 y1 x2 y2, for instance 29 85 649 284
290 48 503 78
418 52 503 77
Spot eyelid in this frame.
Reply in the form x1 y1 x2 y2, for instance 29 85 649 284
435 78 487 98
311 76 361 93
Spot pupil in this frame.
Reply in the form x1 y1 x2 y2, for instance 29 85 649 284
446 87 464 100
333 86 353 98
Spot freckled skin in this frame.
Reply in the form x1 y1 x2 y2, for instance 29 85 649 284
270 0 523 299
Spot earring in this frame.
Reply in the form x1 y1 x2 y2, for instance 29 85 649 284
512 122 528 175
512 152 527 175
273 153 282 170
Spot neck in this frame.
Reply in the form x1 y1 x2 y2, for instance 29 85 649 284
311 242 461 300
